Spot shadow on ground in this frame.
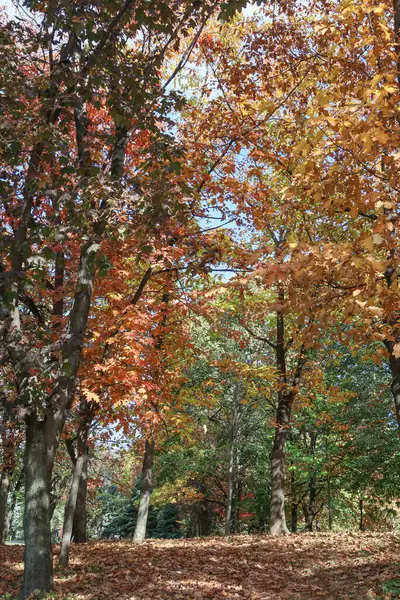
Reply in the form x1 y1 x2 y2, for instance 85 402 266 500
1 532 400 599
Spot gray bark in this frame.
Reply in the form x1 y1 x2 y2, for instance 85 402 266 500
133 438 155 543
270 405 291 535
67 400 91 544
22 416 54 597
72 454 88 543
270 294 291 536
21 237 99 597
269 290 307 536
59 454 85 567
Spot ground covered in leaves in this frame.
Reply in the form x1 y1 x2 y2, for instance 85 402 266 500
1 533 400 600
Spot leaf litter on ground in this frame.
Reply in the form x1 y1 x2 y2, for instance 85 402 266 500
1 532 400 600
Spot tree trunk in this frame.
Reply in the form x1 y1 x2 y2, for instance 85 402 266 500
0 469 10 543
269 292 304 537
22 416 54 598
72 403 91 544
269 415 290 535
224 441 235 536
133 438 155 543
72 454 88 543
327 473 333 531
59 453 85 567
290 462 298 533
305 474 317 531
388 354 400 427
359 498 365 531
233 477 242 534
291 501 298 533
3 469 23 543
60 397 91 563
305 432 317 531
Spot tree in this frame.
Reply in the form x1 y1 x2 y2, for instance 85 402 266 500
0 1 226 595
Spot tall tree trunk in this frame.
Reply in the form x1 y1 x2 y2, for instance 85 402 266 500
0 469 10 543
269 343 306 536
22 416 54 597
61 398 91 563
269 290 297 536
225 441 235 536
133 438 155 543
72 453 88 543
305 432 317 531
291 501 298 534
269 402 291 535
305 474 317 531
233 476 242 534
70 401 91 544
388 353 400 427
22 237 99 597
325 438 333 530
327 475 333 531
59 453 85 567
290 469 298 534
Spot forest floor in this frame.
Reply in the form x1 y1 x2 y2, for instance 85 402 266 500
1 533 400 600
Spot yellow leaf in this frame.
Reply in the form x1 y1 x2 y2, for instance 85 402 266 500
362 236 374 252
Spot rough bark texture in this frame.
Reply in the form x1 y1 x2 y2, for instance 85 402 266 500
59 454 85 567
68 400 91 544
22 417 54 597
21 237 99 597
133 438 155 543
270 405 291 536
